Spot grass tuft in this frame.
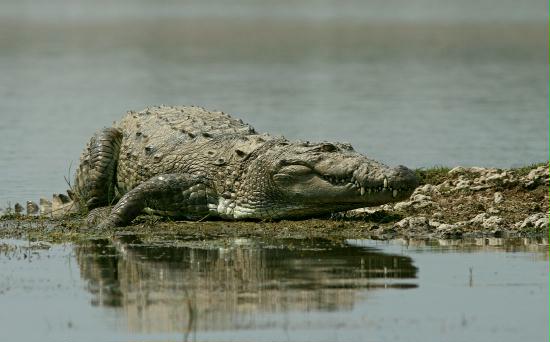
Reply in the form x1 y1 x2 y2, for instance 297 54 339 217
415 166 451 185
511 162 548 177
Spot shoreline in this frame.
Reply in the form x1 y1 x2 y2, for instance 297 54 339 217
1 163 547 243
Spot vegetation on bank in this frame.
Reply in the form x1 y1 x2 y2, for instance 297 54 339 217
414 162 548 186
415 166 452 185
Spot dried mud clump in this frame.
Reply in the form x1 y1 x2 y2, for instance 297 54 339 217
354 163 549 238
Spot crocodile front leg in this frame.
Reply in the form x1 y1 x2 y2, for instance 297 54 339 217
95 174 217 228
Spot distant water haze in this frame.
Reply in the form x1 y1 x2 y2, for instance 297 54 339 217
0 0 548 206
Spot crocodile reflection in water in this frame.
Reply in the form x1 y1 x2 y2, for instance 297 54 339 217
75 235 417 333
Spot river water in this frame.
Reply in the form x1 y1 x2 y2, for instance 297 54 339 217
0 0 548 206
0 3 548 339
0 236 548 342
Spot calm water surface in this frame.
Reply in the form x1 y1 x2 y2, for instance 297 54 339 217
0 2 548 341
0 0 548 206
0 236 547 342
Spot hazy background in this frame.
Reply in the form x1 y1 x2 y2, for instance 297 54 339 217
0 0 548 205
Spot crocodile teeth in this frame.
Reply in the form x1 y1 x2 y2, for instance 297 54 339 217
383 178 388 188
393 189 398 198
360 187 365 196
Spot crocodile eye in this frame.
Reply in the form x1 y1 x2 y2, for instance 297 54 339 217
318 143 338 153
339 143 354 151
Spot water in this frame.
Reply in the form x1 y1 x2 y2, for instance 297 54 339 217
0 236 547 342
0 4 548 338
0 0 548 206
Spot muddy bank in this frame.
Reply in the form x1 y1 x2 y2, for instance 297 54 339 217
0 163 548 242
351 162 549 239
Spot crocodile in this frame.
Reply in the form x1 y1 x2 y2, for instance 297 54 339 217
65 105 418 228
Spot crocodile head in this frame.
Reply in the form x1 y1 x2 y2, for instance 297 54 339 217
234 140 419 219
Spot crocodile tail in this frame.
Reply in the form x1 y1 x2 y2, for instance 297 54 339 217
73 127 123 210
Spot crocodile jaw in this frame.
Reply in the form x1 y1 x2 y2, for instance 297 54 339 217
229 143 418 219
